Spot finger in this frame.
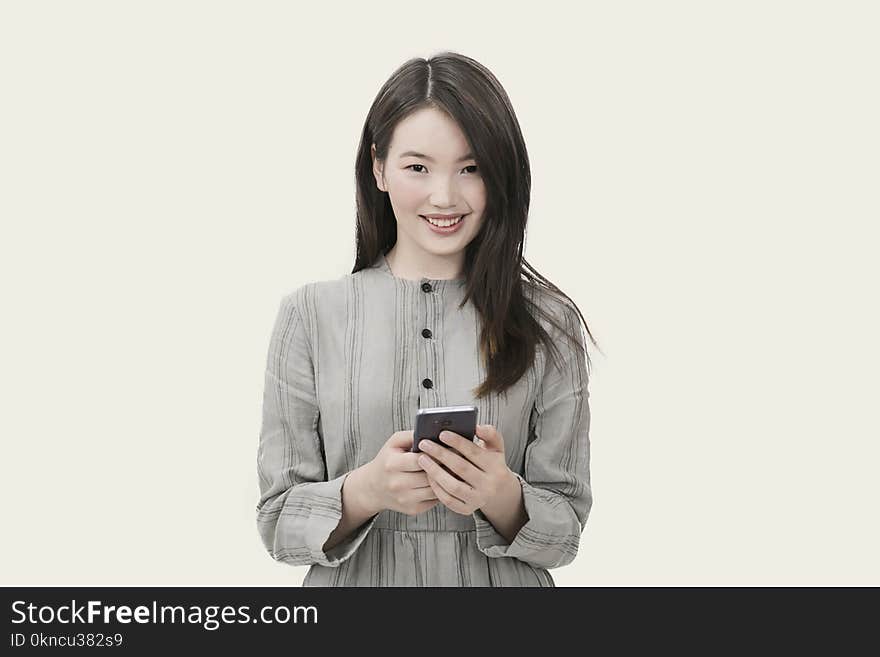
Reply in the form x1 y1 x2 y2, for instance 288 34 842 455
397 471 434 488
391 451 429 472
418 454 476 506
475 424 504 450
388 430 416 451
424 472 470 515
437 431 489 469
409 485 439 503
421 439 485 482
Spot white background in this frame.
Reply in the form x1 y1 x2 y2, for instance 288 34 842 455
2 1 878 585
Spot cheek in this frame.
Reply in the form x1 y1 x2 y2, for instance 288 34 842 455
388 175 425 210
465 181 488 214
464 211 484 235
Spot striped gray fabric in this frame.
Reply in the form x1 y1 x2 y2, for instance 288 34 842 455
256 252 592 586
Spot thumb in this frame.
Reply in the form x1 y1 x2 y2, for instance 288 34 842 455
388 430 415 450
475 424 503 449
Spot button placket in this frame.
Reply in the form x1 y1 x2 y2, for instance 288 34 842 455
420 279 437 397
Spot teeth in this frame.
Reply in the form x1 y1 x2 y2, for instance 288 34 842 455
425 215 462 227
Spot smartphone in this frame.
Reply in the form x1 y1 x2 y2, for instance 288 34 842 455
411 405 478 453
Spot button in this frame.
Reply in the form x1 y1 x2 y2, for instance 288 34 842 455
421 282 432 293
421 328 432 339
422 378 433 389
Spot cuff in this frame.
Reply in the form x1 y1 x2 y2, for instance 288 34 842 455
472 473 579 568
472 472 527 555
305 472 380 567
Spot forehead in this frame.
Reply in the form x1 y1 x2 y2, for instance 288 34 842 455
390 107 472 160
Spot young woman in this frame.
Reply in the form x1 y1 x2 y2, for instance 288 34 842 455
256 51 600 586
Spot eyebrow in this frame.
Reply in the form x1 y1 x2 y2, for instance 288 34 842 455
398 150 475 163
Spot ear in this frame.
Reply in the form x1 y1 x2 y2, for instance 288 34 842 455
371 143 387 193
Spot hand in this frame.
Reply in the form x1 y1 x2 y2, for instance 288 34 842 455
362 431 440 516
417 424 515 516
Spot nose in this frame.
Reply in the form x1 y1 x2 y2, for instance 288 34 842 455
428 176 459 209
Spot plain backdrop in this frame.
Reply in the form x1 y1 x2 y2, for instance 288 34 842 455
1 1 878 586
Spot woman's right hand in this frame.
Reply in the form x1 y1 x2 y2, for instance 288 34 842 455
362 431 440 516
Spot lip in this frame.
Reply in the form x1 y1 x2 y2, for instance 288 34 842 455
422 213 465 220
420 213 467 234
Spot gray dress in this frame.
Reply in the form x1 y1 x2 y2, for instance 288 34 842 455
256 252 592 586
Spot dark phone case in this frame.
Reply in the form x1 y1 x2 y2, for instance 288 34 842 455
411 405 478 453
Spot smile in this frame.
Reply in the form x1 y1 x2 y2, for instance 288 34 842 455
421 215 464 227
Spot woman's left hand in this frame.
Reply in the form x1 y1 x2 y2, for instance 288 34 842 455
417 424 514 515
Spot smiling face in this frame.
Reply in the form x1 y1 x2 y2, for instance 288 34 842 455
371 106 487 272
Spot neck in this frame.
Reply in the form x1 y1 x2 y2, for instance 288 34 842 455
386 246 464 281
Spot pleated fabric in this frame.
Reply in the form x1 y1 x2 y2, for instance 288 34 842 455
256 252 592 586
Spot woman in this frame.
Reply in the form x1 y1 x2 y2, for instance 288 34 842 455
256 51 600 586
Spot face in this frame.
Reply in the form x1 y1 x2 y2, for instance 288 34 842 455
371 107 486 260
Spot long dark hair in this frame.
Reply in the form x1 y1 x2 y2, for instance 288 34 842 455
352 51 602 398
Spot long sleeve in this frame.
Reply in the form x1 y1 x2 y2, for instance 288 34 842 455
256 290 380 567
472 298 592 569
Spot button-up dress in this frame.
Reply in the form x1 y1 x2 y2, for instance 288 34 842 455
256 252 592 586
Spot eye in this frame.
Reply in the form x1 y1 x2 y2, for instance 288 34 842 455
405 164 480 174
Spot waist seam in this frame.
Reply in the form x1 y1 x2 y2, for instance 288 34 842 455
372 526 477 534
